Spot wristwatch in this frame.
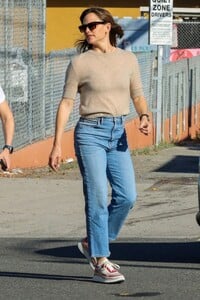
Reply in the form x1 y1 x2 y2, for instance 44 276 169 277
139 113 150 122
3 144 14 154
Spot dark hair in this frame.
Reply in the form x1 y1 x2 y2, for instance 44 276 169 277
75 7 124 53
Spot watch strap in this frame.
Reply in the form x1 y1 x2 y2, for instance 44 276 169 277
3 144 14 154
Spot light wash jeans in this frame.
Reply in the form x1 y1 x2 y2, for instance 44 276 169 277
74 116 137 258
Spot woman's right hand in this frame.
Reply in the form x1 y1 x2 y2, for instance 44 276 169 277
49 144 62 171
48 98 74 171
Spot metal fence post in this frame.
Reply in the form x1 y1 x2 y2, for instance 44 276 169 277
41 0 46 139
156 45 163 145
28 0 33 143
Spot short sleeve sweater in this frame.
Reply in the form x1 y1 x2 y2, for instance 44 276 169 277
0 85 5 104
63 47 144 118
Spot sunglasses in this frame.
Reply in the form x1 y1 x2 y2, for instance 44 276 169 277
79 21 105 33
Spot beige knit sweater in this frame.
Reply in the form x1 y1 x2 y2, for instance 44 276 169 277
63 47 144 118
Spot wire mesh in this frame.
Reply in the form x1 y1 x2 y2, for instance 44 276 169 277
172 21 200 49
0 0 45 149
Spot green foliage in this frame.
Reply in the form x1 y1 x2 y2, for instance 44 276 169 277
131 141 175 156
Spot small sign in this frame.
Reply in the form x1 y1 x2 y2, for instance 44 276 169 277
150 0 173 45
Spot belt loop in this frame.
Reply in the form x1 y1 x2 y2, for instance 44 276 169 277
98 117 103 125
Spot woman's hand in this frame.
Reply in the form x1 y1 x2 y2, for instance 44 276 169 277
0 150 10 170
139 117 152 135
49 144 62 171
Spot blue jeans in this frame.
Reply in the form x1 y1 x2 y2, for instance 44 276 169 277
74 116 137 258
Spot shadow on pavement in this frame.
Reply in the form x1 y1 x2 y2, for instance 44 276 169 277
154 155 199 174
36 240 200 264
0 271 91 282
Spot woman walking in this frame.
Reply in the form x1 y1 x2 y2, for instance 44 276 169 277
49 7 151 284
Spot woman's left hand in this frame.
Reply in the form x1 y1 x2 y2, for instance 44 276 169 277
139 118 152 135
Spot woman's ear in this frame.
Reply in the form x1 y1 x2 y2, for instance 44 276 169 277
106 22 111 32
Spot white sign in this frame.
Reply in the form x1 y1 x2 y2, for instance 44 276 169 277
150 0 173 45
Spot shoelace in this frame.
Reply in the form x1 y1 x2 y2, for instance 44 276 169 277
81 239 120 270
99 258 120 270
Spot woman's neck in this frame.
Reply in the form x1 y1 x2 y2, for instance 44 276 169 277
92 43 116 53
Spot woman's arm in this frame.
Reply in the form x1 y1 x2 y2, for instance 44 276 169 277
132 95 151 135
49 98 74 171
0 100 15 169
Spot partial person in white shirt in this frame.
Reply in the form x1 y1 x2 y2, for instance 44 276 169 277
0 85 15 170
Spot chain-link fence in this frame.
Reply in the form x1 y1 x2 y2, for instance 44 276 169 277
172 20 200 49
161 55 200 139
45 49 79 137
0 2 199 153
0 0 46 149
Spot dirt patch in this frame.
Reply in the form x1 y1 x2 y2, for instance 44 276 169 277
0 161 82 180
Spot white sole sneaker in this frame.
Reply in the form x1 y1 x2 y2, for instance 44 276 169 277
92 259 125 284
93 273 125 284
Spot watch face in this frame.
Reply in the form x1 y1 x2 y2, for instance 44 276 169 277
3 145 13 154
9 146 13 154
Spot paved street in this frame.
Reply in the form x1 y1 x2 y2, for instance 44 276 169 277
0 141 200 299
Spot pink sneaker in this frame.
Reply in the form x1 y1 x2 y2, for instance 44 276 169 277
93 259 125 283
77 238 97 270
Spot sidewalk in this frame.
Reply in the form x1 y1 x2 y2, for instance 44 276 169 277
0 140 200 240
